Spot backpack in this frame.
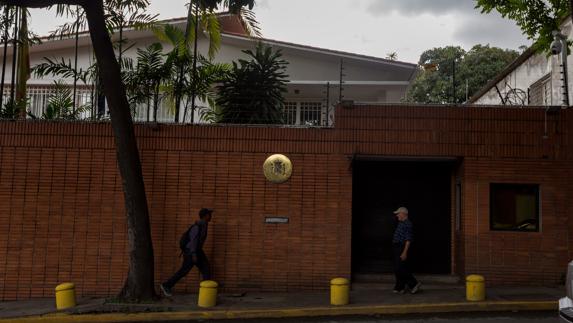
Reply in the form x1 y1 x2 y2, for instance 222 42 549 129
179 225 195 252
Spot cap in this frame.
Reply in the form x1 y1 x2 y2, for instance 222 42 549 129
393 207 408 215
199 208 214 217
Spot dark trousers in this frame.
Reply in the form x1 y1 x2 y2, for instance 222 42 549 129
393 243 418 291
163 250 211 289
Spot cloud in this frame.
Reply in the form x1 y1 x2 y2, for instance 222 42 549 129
367 0 475 16
256 0 270 9
365 0 529 50
452 12 528 50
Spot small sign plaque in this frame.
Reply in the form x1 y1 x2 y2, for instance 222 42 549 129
265 217 289 224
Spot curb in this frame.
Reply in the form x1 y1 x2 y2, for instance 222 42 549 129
0 300 558 322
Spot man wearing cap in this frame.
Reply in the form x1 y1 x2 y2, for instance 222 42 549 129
160 208 213 297
392 206 421 294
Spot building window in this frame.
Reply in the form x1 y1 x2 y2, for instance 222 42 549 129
490 183 540 232
300 102 322 126
283 101 324 126
283 102 298 125
529 74 551 106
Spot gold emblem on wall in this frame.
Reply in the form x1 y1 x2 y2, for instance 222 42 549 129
263 154 293 184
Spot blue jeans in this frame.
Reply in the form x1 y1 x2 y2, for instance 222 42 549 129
163 250 211 289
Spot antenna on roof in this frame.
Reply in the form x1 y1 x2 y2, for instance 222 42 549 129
323 82 330 127
339 58 345 104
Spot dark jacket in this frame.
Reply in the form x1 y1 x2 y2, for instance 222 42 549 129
186 220 208 255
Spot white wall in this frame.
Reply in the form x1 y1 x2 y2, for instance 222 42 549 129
474 17 573 106
0 24 415 123
1 27 414 95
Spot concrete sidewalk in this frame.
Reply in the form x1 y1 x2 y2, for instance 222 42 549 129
0 285 562 322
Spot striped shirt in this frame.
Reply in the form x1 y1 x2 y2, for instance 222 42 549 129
392 219 413 244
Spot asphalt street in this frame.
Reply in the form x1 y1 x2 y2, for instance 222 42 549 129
149 312 558 323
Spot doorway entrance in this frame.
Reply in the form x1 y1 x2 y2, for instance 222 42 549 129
352 159 453 275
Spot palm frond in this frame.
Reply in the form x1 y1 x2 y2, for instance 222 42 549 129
238 8 261 37
32 57 90 84
202 11 221 59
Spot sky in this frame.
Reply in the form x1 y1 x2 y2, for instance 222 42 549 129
29 0 530 64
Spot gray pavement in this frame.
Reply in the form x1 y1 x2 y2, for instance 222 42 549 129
0 285 564 320
193 312 558 323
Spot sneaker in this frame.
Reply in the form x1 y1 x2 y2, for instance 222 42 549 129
160 284 172 297
410 282 422 294
393 289 405 294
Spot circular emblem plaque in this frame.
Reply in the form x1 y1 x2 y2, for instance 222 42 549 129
263 154 293 184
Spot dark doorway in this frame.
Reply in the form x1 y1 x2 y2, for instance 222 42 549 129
352 159 452 275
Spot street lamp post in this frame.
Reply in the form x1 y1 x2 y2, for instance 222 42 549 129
423 57 459 104
452 59 457 104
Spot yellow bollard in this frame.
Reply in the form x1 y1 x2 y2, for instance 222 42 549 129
55 283 76 310
330 278 350 306
466 275 486 301
198 280 218 308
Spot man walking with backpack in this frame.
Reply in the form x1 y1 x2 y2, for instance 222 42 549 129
160 208 213 297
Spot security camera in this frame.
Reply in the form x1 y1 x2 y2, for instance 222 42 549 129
551 38 563 55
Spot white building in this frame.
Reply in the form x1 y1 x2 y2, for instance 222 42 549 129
471 17 573 107
0 14 417 125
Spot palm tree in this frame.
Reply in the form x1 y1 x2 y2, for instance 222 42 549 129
153 23 228 123
168 0 260 123
50 5 88 111
48 0 156 117
181 58 229 122
0 6 38 119
105 0 157 62
9 5 17 103
123 43 169 122
162 2 221 122
386 52 398 61
216 43 288 124
0 6 14 106
16 6 31 119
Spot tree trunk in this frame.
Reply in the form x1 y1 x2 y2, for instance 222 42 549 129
153 81 159 122
190 2 199 124
82 0 155 302
118 19 123 62
9 5 17 103
0 0 156 302
146 95 150 122
15 6 29 119
72 6 80 112
0 6 10 106
96 74 106 118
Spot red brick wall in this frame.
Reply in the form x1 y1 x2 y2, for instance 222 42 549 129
0 105 571 300
461 159 572 285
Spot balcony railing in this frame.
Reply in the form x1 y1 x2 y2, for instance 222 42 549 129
1 85 335 127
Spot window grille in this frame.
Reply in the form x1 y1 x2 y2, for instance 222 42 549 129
283 102 298 125
300 102 323 126
3 85 95 119
529 74 552 106
283 101 325 126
